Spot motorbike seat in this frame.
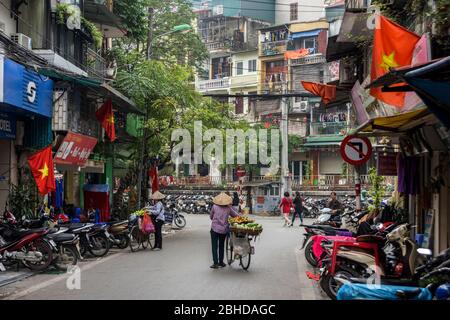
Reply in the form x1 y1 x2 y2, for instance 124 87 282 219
63 223 90 231
16 228 47 237
47 233 76 242
356 235 385 243
395 288 422 300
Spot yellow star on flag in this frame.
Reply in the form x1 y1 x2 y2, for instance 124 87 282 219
380 51 399 72
39 162 49 180
106 115 115 124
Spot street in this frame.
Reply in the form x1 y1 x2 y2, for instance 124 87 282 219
0 215 325 300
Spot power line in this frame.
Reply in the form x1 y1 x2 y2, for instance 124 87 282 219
191 0 331 9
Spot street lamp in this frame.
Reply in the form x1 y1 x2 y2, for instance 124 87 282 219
147 24 192 59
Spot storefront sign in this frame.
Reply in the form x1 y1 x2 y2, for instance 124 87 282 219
0 112 16 139
55 132 98 166
377 153 398 176
0 56 54 118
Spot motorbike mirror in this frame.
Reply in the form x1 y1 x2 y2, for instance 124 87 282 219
417 248 432 256
21 215 26 221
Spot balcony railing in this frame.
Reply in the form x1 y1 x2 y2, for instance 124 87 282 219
345 0 370 10
196 77 231 91
262 81 286 93
259 40 287 56
205 41 230 52
86 48 106 79
310 122 349 136
291 53 326 66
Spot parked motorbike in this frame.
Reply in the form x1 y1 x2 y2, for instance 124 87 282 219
0 219 53 272
106 220 130 249
317 223 424 299
59 222 110 258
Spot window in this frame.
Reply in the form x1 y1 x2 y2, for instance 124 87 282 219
236 61 244 75
248 59 257 72
303 37 316 51
290 3 298 21
235 97 244 114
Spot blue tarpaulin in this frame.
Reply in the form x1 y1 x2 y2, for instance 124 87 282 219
337 283 432 300
288 29 321 40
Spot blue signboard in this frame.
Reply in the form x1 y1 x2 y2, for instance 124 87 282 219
0 56 53 118
0 112 16 139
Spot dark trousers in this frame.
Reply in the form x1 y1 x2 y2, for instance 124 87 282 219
153 219 164 249
210 229 226 265
292 208 303 224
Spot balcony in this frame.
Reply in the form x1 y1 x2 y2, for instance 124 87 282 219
196 77 230 92
345 0 370 11
291 53 327 66
86 48 107 79
84 0 124 37
262 81 286 93
205 41 230 52
310 122 349 136
259 40 287 57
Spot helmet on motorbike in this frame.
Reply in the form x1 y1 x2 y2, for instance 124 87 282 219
435 283 450 300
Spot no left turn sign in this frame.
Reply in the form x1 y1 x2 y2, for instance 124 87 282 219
340 135 373 166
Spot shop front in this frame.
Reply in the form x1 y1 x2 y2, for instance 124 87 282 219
0 55 54 210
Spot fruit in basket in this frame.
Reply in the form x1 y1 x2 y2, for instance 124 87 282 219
229 216 255 224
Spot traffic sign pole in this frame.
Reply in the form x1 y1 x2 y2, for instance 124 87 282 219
354 165 361 212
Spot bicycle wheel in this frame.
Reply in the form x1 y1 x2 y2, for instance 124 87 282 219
129 226 141 252
142 233 149 249
148 232 155 249
240 251 251 270
225 235 233 265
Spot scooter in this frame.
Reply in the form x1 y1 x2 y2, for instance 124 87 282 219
318 224 422 299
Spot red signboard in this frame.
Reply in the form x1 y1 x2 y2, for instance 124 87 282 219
377 153 398 176
55 132 98 166
340 135 373 166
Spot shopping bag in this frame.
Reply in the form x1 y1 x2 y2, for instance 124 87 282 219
142 213 155 234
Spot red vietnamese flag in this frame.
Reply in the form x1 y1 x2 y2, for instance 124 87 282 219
148 165 159 193
27 145 56 195
96 98 116 142
301 81 336 105
370 15 420 107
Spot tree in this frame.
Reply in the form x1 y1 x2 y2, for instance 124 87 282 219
114 0 207 68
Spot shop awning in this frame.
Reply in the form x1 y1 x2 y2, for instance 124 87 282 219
241 181 280 187
326 35 357 62
289 29 321 40
366 56 450 128
37 68 143 115
354 108 432 135
302 135 345 147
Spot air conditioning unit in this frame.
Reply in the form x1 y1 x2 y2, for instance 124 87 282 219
292 100 309 113
11 33 32 50
213 5 224 15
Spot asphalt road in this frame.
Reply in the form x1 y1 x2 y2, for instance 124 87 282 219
0 215 326 300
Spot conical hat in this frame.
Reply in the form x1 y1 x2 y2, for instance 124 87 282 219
213 192 232 206
151 191 165 200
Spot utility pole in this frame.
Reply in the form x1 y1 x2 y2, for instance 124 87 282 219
137 6 154 209
280 83 289 196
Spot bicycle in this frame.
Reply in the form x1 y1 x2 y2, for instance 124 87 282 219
225 231 255 270
128 215 155 252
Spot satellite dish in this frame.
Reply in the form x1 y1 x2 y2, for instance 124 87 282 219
66 5 81 30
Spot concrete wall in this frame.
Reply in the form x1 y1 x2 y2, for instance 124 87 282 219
275 0 326 25
0 6 17 36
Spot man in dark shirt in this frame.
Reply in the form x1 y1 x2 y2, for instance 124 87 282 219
328 192 343 215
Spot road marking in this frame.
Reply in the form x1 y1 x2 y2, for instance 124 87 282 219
4 251 125 300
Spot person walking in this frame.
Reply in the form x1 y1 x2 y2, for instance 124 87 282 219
209 192 240 269
291 192 304 226
279 191 293 227
232 192 240 214
149 191 166 251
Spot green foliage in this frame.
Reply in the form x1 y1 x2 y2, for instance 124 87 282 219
367 167 386 213
55 3 103 48
9 184 37 219
113 0 207 68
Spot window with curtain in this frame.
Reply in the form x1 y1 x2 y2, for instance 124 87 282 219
248 59 257 72
236 61 244 75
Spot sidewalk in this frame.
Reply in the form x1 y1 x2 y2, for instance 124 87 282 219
0 270 34 288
